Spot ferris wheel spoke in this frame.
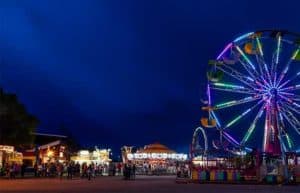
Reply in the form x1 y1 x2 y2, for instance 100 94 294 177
279 84 300 92
276 35 282 64
254 37 272 83
279 100 300 114
211 87 255 95
238 59 258 80
281 107 300 135
279 92 300 102
235 45 256 70
241 103 265 145
214 96 261 110
216 65 257 89
273 35 282 78
210 110 221 128
255 54 273 86
278 94 293 103
211 82 255 94
287 104 300 114
269 35 281 82
278 71 300 89
284 132 294 150
256 37 264 56
279 91 295 96
223 131 240 146
234 46 264 85
276 48 300 87
256 55 265 78
277 109 294 150
290 94 300 101
223 99 263 129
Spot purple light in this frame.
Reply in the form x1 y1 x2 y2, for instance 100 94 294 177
207 84 211 105
223 131 239 145
217 43 232 60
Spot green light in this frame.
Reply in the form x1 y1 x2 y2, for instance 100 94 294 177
255 37 263 56
225 108 251 128
276 35 281 64
213 82 245 89
243 124 255 143
286 134 293 149
236 46 256 70
292 49 300 60
242 106 264 144
226 115 242 128
215 101 236 108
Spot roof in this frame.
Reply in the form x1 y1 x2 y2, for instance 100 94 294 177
32 132 67 138
138 142 176 154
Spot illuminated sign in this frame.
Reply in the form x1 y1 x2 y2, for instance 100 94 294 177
0 145 14 153
127 153 187 161
79 150 89 156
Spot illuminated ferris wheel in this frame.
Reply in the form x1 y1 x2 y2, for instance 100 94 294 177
202 30 300 155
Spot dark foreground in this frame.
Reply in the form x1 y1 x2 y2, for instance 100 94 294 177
0 176 299 193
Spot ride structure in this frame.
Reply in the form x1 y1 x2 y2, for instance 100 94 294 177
189 30 300 184
203 30 300 156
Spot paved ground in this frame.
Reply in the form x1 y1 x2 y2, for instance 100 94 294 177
0 176 299 193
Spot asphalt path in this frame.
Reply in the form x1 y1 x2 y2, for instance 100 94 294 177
0 175 299 193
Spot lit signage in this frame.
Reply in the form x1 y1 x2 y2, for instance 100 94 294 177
127 153 187 161
0 145 14 153
79 150 89 156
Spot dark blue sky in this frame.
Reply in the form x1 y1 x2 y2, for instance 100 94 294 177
1 0 300 153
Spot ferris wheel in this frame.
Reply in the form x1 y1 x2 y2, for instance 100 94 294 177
202 30 300 155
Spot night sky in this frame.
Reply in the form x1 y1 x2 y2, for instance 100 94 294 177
1 0 300 154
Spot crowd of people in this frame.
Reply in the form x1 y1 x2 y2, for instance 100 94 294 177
0 161 123 180
0 162 26 179
1 161 186 180
123 163 136 180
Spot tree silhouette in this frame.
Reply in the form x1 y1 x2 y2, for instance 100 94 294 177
0 88 38 147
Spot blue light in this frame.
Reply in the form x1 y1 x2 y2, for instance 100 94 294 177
233 32 254 43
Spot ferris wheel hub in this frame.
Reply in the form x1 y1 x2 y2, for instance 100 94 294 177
269 88 278 97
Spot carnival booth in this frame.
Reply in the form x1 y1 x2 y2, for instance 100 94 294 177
122 142 188 175
71 147 111 165
22 133 69 166
0 145 23 168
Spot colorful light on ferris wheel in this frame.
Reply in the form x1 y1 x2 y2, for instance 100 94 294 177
235 46 256 70
213 82 245 89
276 35 281 64
255 37 263 56
233 32 254 43
217 43 233 60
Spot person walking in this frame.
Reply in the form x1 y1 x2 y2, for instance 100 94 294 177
132 164 136 180
67 163 73 179
21 163 26 178
87 164 92 181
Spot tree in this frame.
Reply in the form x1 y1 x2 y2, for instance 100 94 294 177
0 88 38 147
